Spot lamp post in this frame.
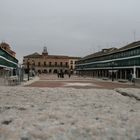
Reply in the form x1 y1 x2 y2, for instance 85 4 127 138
27 59 30 81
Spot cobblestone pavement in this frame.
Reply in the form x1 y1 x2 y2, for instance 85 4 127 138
26 74 136 89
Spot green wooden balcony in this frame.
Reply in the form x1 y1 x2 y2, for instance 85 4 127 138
0 48 18 68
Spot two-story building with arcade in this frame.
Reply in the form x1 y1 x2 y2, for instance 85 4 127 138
0 42 18 76
23 47 80 74
76 41 140 80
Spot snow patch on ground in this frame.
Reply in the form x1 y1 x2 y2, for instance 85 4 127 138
0 87 140 140
64 82 100 87
116 88 140 100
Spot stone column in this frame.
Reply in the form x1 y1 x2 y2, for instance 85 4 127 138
105 70 107 77
116 70 118 80
103 70 104 77
120 70 122 79
98 70 100 78
133 66 136 78
136 68 138 78
125 70 127 79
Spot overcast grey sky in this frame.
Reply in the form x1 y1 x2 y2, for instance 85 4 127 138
0 0 140 62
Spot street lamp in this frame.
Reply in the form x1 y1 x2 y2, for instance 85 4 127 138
27 59 30 81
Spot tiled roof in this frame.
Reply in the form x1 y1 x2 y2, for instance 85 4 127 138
24 52 80 59
117 41 140 52
47 55 69 59
81 41 140 60
24 52 41 58
69 56 81 59
0 42 10 49
82 48 117 60
0 42 16 58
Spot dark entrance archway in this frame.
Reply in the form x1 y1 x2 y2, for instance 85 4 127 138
53 69 57 73
49 69 52 73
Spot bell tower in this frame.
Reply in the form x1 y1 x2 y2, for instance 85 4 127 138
42 46 48 56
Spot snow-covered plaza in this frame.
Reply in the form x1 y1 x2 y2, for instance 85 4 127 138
0 75 140 140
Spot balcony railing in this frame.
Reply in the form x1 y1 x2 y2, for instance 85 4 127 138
0 48 18 63
42 65 69 68
23 64 69 68
0 48 18 68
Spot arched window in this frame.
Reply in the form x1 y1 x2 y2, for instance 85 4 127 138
38 62 41 66
44 61 46 66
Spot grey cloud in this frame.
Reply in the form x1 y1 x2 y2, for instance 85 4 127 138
0 0 140 62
